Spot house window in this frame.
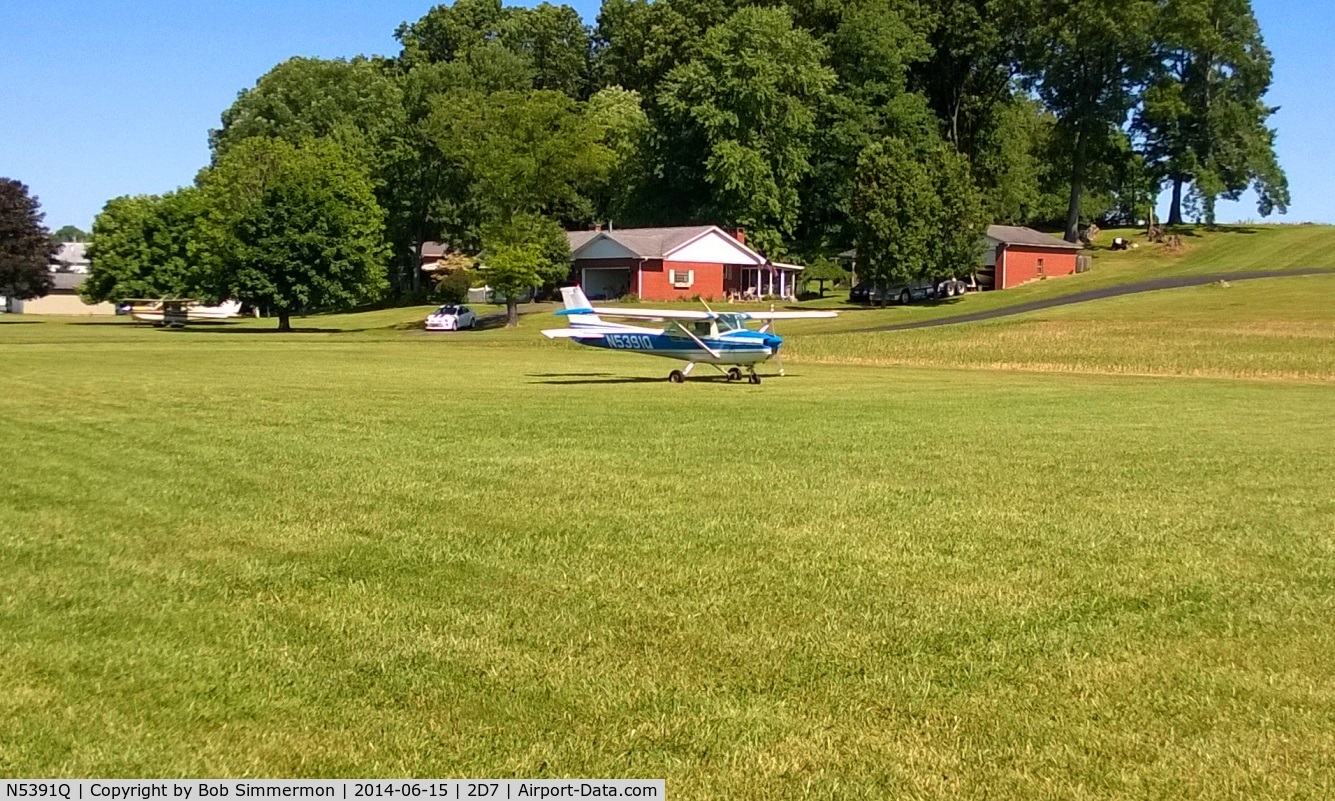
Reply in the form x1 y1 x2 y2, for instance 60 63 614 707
1037 258 1045 276
670 269 694 288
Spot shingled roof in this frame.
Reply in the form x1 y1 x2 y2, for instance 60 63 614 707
568 225 744 259
986 225 1083 250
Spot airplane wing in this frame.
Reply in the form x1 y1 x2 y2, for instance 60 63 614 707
556 307 838 321
742 311 839 320
557 306 713 320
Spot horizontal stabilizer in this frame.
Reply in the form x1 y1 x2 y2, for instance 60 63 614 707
542 328 605 339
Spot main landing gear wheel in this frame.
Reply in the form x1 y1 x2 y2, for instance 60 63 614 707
748 373 761 385
668 370 686 384
727 367 743 382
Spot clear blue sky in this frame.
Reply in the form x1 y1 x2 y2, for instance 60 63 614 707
1 0 1329 231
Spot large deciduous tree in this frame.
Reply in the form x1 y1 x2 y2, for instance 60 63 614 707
658 6 836 256
481 213 571 325
396 0 511 68
199 138 389 331
852 138 985 295
428 88 614 230
501 2 591 98
0 179 57 310
852 138 939 294
585 85 651 222
1138 0 1287 224
210 57 404 163
82 189 209 304
1020 0 1157 241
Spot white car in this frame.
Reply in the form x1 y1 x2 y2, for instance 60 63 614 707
426 304 477 331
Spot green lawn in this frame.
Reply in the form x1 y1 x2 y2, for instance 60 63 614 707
790 274 1335 381
3 267 1335 798
783 223 1335 333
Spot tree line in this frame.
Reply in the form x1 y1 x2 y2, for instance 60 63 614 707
77 0 1288 325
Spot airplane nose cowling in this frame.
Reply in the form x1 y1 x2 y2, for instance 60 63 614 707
764 333 783 350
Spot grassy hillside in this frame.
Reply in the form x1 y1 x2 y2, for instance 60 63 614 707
789 273 1335 381
782 224 1335 333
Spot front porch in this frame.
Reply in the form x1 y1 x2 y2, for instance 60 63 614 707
724 263 803 300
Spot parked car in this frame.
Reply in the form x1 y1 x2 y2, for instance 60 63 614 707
426 304 477 331
850 277 971 305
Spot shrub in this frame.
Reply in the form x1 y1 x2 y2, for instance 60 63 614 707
432 269 473 304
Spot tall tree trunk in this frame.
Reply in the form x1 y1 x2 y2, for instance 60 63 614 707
1064 124 1088 243
506 297 519 327
1167 177 1184 226
278 312 291 332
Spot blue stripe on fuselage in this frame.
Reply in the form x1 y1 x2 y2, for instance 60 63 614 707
584 332 778 353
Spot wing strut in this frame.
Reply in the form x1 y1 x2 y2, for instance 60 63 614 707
678 325 720 359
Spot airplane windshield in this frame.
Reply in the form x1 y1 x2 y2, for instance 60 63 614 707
715 313 748 332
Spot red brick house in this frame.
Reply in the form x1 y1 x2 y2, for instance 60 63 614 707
983 225 1085 290
567 225 802 302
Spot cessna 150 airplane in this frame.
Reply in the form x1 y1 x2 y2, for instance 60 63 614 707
541 287 837 383
127 299 243 326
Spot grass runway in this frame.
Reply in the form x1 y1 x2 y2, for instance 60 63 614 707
3 250 1335 797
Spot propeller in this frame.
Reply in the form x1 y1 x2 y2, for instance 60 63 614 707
768 302 785 376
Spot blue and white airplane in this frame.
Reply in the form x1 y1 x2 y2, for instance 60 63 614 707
541 287 837 383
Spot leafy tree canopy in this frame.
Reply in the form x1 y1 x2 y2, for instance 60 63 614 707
210 57 405 166
199 138 389 330
82 188 209 304
481 213 571 325
428 88 615 233
853 137 985 289
1138 0 1288 224
658 6 836 256
1020 0 1158 240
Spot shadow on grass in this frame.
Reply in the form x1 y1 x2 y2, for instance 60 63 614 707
531 374 669 384
176 326 346 334
0 319 42 325
71 319 264 329
530 371 780 385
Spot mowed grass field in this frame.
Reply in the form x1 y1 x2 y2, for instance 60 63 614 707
3 232 1335 798
790 274 1335 380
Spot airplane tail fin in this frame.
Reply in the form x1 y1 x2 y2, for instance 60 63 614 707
559 286 603 327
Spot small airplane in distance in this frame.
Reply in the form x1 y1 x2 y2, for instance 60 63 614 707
126 299 243 326
541 286 837 383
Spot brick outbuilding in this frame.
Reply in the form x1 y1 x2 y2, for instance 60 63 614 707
567 225 801 302
983 225 1085 290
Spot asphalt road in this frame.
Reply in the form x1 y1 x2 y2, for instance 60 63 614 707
858 268 1335 332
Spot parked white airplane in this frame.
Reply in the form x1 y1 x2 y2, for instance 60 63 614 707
128 299 243 325
542 287 837 383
